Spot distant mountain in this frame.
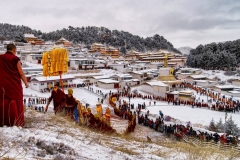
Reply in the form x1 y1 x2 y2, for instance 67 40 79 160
0 23 181 54
177 46 192 55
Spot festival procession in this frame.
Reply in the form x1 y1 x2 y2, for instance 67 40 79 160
1 43 240 159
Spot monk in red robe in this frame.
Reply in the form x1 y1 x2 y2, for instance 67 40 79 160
45 83 66 114
64 88 77 117
0 44 29 127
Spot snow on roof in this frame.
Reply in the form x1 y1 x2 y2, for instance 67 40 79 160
228 91 240 94
179 90 194 94
95 60 106 62
22 67 43 71
31 75 75 82
113 74 132 78
132 71 144 75
159 68 170 70
150 62 164 65
180 73 192 75
146 81 167 87
98 79 119 84
134 61 149 63
193 80 207 83
109 63 125 66
170 91 179 94
168 59 184 61
215 85 236 89
131 69 158 75
69 58 91 61
128 64 145 68
181 68 200 71
132 79 140 81
189 75 206 79
28 54 43 56
25 74 40 77
24 34 36 38
122 80 132 82
20 50 43 53
72 79 88 84
93 75 110 79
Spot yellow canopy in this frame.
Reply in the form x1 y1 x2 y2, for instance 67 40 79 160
42 48 69 77
42 48 69 90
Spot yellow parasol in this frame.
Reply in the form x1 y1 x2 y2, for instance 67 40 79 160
42 48 68 91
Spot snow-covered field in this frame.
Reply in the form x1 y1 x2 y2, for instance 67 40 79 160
201 69 238 82
1 67 240 159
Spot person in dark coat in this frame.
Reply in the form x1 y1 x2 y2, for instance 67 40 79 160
64 88 77 117
45 83 66 114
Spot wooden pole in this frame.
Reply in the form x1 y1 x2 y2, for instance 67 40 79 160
60 74 64 91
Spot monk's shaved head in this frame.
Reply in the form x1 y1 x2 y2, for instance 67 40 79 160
7 44 16 51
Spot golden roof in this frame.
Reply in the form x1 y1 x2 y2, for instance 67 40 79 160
157 75 176 81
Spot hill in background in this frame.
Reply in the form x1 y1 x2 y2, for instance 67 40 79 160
187 40 240 70
0 23 180 54
177 46 192 56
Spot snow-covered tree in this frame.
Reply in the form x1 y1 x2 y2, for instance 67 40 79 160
225 116 240 136
216 118 224 133
208 118 217 132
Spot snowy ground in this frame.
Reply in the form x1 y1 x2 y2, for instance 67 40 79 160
121 96 240 128
201 69 238 82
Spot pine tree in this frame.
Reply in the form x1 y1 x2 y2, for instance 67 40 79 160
216 118 224 133
208 118 217 132
225 116 240 136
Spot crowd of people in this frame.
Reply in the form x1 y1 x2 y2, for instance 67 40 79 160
24 97 48 105
106 90 240 148
184 83 240 113
137 112 239 146
107 85 240 116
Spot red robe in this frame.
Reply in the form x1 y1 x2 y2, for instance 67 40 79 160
0 52 24 127
48 88 66 111
65 94 77 115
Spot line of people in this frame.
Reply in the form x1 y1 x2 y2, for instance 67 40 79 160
44 83 115 133
24 97 47 105
108 94 136 134
137 113 239 147
112 87 240 114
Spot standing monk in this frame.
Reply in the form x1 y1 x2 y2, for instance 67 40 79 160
64 88 77 117
0 44 29 127
45 83 66 114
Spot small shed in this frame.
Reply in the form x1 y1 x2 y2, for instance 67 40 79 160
90 75 111 84
193 80 217 87
232 79 240 87
141 81 169 97
166 91 179 101
30 75 75 92
178 90 195 101
214 85 237 92
186 75 207 84
97 79 120 89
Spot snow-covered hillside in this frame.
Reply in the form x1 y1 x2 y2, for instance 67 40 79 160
201 69 238 83
178 46 192 55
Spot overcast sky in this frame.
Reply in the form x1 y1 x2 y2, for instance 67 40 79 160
1 0 240 48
